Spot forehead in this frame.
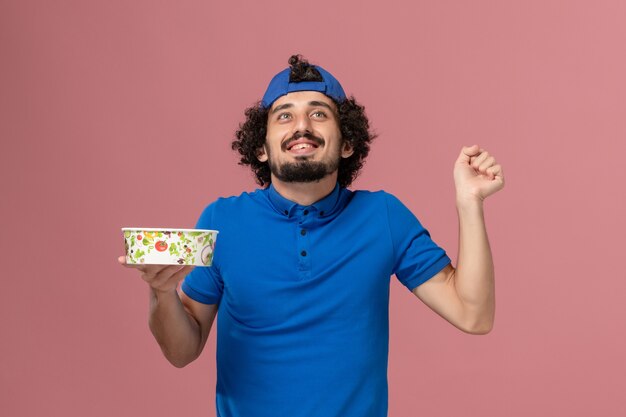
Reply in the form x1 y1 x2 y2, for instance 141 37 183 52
270 91 336 111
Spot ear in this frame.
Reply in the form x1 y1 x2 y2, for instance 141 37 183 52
341 141 354 159
257 145 268 162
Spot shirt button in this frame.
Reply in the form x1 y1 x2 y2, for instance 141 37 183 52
303 210 309 215
319 211 325 216
300 229 307 236
300 250 307 257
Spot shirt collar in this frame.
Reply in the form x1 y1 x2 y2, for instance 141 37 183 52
266 182 345 218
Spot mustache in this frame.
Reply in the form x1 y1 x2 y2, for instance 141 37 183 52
281 132 324 151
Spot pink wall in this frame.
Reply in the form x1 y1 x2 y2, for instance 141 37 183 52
2 1 625 416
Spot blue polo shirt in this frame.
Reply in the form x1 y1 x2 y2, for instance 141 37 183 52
181 184 451 417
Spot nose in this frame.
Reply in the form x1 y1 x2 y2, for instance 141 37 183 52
293 112 313 135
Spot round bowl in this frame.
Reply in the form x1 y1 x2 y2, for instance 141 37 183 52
122 228 218 266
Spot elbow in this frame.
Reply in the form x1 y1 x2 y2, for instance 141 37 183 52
463 322 493 335
458 301 495 335
165 352 198 368
159 342 201 368
460 314 494 335
169 358 193 368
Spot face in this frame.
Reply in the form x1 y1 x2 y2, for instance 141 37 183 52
258 91 354 183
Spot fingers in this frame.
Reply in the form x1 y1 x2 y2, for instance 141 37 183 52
118 256 157 273
164 266 195 288
457 145 504 180
473 154 494 172
486 164 504 181
143 264 195 292
477 159 503 181
119 255 195 292
461 147 501 179
118 255 171 273
118 255 144 269
456 144 481 164
474 157 495 178
142 264 192 286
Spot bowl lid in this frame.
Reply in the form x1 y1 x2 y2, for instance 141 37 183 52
121 227 218 233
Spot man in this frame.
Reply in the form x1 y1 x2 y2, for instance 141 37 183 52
119 54 505 417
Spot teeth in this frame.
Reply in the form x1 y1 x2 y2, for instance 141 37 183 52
292 143 313 150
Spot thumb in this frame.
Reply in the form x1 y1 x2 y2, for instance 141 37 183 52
456 144 480 164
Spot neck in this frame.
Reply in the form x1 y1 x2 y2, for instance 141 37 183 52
270 173 338 206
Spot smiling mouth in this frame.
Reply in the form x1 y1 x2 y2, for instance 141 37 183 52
288 142 318 151
282 133 324 153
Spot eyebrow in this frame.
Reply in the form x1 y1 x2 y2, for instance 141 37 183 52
270 100 334 115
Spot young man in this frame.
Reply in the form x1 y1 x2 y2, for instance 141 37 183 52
120 55 505 417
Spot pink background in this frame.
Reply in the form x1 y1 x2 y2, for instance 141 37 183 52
2 1 625 416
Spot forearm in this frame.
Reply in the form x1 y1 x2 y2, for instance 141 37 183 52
454 198 495 332
148 289 202 367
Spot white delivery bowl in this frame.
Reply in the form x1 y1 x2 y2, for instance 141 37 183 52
122 228 218 266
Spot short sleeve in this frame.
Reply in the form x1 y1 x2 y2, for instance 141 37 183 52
181 203 224 305
385 193 451 291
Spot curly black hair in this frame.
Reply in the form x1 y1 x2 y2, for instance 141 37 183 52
232 54 376 188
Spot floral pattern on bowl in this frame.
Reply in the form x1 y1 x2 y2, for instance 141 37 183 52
122 228 218 266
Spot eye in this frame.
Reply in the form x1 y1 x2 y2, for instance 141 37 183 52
277 113 291 120
311 110 327 118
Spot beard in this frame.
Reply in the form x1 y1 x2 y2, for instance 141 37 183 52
266 139 341 183
269 157 340 183
266 131 343 183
